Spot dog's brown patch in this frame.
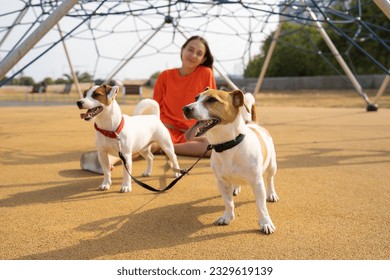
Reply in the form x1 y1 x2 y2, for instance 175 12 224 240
202 89 243 125
93 85 111 106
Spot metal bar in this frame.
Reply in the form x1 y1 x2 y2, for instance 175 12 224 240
103 22 166 84
253 20 283 95
372 73 390 105
0 8 28 48
0 0 79 79
373 0 390 19
57 24 82 99
306 3 371 105
213 64 239 90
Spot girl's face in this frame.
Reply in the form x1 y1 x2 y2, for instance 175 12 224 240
181 39 207 69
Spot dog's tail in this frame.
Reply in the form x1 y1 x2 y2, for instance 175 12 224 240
241 93 257 123
133 98 160 117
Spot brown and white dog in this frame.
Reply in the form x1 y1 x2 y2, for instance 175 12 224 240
77 85 180 193
183 89 278 234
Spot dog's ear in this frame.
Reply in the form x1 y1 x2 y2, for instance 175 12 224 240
231 90 246 109
107 85 119 101
204 87 210 91
102 84 111 93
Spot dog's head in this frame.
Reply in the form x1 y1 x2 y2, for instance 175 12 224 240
76 85 118 121
182 88 246 141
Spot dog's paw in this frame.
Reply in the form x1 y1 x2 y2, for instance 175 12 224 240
233 186 241 196
142 171 151 177
99 183 111 191
259 220 276 234
214 214 234 226
260 224 276 235
120 185 132 193
267 193 279 202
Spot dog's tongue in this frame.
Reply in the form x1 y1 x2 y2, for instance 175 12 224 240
80 113 92 120
184 121 205 141
80 111 92 120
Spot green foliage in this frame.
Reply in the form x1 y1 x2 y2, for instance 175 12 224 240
63 71 93 83
244 1 389 77
43 77 54 85
1 75 35 85
54 77 68 84
245 23 336 77
19 76 35 86
78 72 93 83
320 2 389 74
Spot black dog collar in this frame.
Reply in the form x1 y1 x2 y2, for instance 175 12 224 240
207 133 245 153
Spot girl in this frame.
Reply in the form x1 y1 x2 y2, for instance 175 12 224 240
153 35 216 156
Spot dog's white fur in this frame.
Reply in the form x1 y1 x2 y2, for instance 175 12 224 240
77 85 180 193
183 89 278 234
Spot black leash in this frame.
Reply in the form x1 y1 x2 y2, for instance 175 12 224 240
116 133 245 193
118 145 212 193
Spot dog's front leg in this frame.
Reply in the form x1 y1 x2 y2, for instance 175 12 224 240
98 151 112 191
121 154 132 193
214 179 235 226
252 177 275 234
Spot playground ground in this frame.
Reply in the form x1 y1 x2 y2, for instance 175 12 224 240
0 86 389 260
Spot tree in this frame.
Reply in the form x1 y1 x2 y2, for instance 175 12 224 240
63 71 93 83
78 72 93 83
245 23 335 77
319 1 389 74
19 76 35 86
54 77 68 84
43 77 54 85
244 1 389 77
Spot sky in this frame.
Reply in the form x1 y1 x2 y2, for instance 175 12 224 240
0 1 279 83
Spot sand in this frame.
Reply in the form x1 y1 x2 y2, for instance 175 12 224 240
0 94 389 260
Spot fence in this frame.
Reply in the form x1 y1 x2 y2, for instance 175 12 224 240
216 75 389 92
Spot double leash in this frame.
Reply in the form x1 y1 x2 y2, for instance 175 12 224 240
117 133 245 193
95 117 244 193
117 137 211 193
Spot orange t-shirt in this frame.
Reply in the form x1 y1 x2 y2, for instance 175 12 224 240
153 66 216 143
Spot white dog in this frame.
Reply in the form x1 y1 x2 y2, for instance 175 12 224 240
77 85 180 193
183 88 278 234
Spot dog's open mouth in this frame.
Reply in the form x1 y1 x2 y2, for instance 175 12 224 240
80 106 103 121
184 118 220 141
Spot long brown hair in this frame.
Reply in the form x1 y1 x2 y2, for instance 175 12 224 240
181 36 214 68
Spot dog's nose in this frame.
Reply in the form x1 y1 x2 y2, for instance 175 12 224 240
76 100 84 109
182 105 193 116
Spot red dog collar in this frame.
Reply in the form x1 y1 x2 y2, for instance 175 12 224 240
94 116 125 139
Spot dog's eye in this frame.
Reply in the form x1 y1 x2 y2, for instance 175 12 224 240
206 97 218 103
92 93 99 98
83 91 87 98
